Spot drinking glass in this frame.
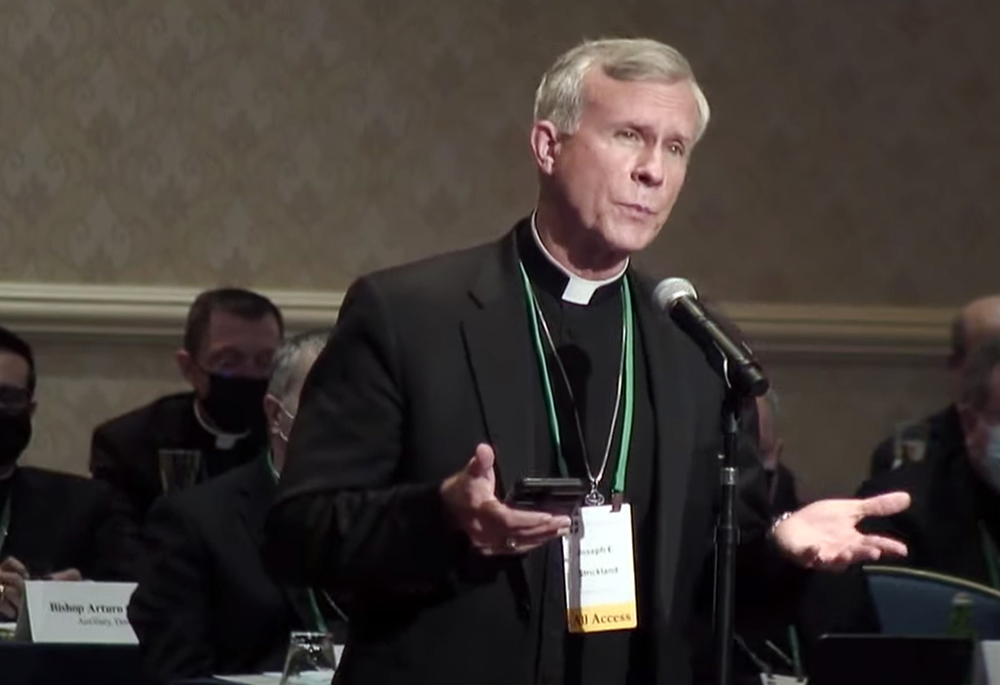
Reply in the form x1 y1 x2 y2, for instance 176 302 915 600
892 420 929 470
279 631 338 685
157 449 203 494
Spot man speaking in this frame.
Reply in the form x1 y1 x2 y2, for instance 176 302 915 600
264 37 908 684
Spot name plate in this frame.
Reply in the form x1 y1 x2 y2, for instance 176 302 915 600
15 581 138 644
975 641 1000 685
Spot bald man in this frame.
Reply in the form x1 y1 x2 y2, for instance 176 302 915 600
858 336 1000 587
868 295 1000 477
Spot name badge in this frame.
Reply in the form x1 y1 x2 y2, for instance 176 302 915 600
15 581 138 644
562 504 637 633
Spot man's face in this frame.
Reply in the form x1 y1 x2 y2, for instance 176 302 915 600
962 367 1000 466
181 310 282 398
541 70 700 261
0 349 34 466
0 351 32 415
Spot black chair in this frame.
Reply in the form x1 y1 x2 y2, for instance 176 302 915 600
863 564 1000 638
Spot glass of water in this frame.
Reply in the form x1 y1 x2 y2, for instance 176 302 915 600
157 449 203 494
893 420 929 470
279 631 338 685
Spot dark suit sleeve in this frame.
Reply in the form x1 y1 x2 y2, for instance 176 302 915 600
263 277 467 593
128 500 214 683
770 464 801 516
87 480 142 581
91 425 145 525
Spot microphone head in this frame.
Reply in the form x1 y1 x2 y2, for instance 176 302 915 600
653 277 698 311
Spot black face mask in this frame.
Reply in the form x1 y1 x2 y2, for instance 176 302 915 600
201 374 270 434
0 412 32 467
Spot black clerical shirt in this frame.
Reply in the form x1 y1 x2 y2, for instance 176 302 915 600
516 225 657 685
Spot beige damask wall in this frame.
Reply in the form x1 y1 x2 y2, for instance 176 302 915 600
1 0 997 499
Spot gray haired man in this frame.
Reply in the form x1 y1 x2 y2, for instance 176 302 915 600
129 332 339 684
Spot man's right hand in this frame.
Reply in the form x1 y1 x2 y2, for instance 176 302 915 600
0 556 29 620
440 443 571 556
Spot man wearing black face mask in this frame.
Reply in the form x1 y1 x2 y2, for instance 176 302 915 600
128 331 347 684
90 288 284 525
0 326 138 620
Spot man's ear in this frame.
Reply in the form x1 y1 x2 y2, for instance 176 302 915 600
262 393 281 434
176 348 209 399
176 348 195 385
530 120 562 175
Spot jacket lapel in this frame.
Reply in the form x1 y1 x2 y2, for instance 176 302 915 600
630 272 698 625
461 228 536 495
238 457 317 630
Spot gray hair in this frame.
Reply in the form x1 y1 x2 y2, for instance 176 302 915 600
533 38 711 142
959 336 1000 412
267 330 328 404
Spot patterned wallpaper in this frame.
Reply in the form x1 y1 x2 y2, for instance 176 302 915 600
1 0 997 303
2 0 996 497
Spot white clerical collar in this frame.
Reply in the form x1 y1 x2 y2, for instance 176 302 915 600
530 213 629 305
193 399 249 450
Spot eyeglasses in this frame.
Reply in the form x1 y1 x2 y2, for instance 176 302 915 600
0 385 32 415
198 351 274 379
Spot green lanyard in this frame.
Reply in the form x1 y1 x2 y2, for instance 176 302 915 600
978 521 1000 590
0 494 11 557
517 262 635 502
733 625 803 679
265 452 329 634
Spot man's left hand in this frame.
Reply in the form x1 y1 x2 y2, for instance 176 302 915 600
771 492 911 571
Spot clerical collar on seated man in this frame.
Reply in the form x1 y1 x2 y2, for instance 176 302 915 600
193 400 250 450
519 212 628 306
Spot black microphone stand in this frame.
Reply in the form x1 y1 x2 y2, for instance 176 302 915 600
708 351 768 685
714 393 742 685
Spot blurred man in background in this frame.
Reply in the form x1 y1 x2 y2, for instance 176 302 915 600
859 336 1000 587
868 295 1000 476
0 326 138 620
755 390 800 516
128 331 345 683
90 287 283 524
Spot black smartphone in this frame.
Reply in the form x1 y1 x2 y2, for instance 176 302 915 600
505 477 588 515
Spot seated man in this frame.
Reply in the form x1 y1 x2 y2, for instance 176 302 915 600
755 390 800 516
0 326 138 620
868 294 1000 477
859 335 1000 586
91 287 284 524
128 331 344 683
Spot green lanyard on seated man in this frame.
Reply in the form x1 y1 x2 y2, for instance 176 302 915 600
266 450 336 634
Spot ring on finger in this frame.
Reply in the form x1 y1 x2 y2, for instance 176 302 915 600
505 537 518 552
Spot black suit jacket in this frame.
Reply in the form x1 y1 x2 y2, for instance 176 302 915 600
264 223 776 685
1 466 137 580
858 441 998 585
128 457 330 684
91 392 266 524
